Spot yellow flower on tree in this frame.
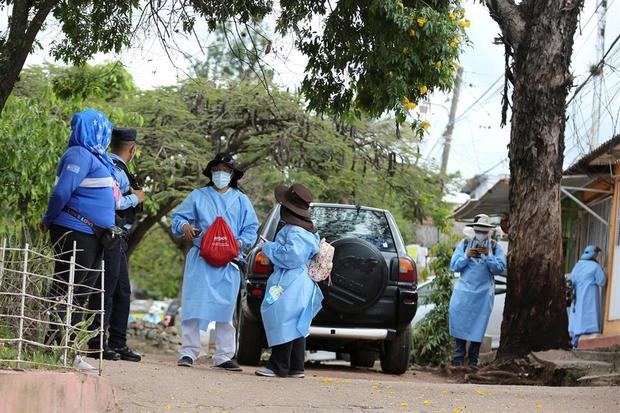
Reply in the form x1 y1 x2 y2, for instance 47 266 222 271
450 37 460 48
449 12 457 21
435 61 443 69
421 120 431 130
403 47 410 55
459 19 471 28
417 17 427 27
406 102 417 111
419 85 428 95
401 96 410 105
409 29 416 37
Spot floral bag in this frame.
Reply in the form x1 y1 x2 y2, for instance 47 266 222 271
308 238 335 284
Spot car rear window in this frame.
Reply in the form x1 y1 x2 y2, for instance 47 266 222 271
310 206 396 252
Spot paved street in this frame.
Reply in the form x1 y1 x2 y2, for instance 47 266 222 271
104 353 620 413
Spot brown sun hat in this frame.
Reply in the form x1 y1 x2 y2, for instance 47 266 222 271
275 184 316 232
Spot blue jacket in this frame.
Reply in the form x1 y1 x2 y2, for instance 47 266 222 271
43 146 115 233
260 225 323 347
171 187 259 328
569 260 606 337
448 239 506 342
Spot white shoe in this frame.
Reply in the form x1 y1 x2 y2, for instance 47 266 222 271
73 355 98 372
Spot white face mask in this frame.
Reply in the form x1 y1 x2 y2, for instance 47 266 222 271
212 171 232 189
474 232 489 241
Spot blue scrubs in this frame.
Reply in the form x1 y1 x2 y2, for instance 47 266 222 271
449 239 506 343
260 224 323 347
171 186 259 329
569 260 606 339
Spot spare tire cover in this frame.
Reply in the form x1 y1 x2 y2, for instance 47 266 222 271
321 238 388 314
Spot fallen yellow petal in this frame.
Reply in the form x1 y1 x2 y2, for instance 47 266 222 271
400 402 409 407
423 400 431 405
453 408 463 413
321 377 334 383
536 404 544 410
164 406 172 411
476 389 486 396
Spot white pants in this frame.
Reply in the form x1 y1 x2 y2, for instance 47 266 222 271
179 319 236 366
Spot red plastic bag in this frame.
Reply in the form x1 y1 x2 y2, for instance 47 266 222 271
199 216 239 267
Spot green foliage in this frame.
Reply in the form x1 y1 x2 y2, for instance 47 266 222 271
52 63 137 101
278 0 467 132
411 235 459 366
191 22 273 82
0 96 68 241
50 1 141 65
129 225 185 298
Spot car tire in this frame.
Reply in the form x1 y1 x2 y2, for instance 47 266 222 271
380 325 411 375
351 350 376 368
236 309 264 366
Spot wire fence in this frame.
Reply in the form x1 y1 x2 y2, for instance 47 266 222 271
0 238 104 375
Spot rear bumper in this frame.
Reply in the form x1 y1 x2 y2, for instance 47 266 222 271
309 326 395 340
242 279 418 330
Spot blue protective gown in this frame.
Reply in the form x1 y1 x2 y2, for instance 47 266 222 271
449 239 506 342
171 186 259 330
260 224 323 347
568 260 606 337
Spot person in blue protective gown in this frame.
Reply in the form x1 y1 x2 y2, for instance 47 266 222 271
449 214 506 367
255 184 323 378
171 153 259 371
568 245 607 348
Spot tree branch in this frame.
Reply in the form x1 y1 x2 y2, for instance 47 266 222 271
483 0 526 50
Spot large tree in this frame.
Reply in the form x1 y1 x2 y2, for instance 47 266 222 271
482 0 583 356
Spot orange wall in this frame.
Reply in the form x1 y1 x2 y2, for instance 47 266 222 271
604 165 620 335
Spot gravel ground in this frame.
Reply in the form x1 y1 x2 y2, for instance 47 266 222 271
103 352 620 413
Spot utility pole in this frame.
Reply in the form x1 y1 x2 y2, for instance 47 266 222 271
440 66 463 176
589 0 607 151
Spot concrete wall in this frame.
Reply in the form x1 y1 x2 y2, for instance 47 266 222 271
0 371 120 413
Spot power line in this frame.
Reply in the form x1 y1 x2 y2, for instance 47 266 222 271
567 32 620 106
453 75 503 123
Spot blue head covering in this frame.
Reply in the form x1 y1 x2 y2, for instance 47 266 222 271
67 109 115 173
581 245 601 260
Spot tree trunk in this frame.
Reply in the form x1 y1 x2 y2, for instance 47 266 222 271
0 1 58 114
491 1 582 357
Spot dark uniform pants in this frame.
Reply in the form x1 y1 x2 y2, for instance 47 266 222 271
266 337 306 377
47 225 103 344
89 238 131 349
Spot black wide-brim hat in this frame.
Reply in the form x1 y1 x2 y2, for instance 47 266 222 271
203 153 244 180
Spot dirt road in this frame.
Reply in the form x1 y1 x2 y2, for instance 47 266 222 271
103 352 619 413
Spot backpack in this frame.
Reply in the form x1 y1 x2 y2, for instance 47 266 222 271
199 192 241 267
308 238 335 284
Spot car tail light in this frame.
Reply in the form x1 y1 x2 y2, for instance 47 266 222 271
252 251 273 276
251 288 264 296
399 258 417 283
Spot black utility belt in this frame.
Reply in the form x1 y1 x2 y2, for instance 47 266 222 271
63 207 124 250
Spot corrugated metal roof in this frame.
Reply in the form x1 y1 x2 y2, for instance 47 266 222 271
564 134 620 175
452 179 510 220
